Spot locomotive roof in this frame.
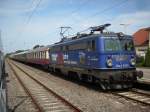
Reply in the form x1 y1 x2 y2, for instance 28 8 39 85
50 33 132 47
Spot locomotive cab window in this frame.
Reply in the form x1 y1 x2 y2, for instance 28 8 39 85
122 39 134 51
104 38 135 51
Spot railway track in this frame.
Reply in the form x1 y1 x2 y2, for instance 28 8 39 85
9 60 150 108
113 89 150 106
8 60 82 112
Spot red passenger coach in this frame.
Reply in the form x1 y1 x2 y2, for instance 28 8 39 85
10 46 50 68
26 47 50 67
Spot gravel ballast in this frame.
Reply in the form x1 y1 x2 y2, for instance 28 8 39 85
6 61 37 112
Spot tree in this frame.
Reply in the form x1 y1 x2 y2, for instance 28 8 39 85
33 45 44 49
144 47 150 67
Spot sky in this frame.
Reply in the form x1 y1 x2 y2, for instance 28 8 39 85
0 0 150 53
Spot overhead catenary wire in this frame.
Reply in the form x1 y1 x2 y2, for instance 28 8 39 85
18 0 42 37
70 0 129 34
26 0 42 25
68 0 91 16
88 0 129 19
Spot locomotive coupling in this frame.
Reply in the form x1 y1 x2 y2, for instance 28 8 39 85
135 70 143 78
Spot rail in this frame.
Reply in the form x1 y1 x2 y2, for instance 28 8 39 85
8 60 82 112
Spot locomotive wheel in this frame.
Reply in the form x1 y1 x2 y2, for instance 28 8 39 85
99 83 107 90
99 80 110 90
77 74 82 81
87 75 93 83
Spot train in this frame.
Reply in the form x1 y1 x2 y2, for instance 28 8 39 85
10 24 143 90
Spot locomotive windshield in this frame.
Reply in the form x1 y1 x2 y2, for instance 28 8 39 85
104 38 134 52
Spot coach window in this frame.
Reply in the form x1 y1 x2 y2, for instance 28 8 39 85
41 52 43 59
39 52 41 59
45 51 47 59
36 52 38 59
39 52 40 59
46 51 49 59
40 52 42 59
43 51 45 59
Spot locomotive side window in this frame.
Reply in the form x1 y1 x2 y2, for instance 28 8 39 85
69 42 87 50
87 41 91 51
92 40 95 51
63 46 66 51
66 45 69 51
60 46 63 51
52 46 61 52
63 45 69 51
87 40 95 51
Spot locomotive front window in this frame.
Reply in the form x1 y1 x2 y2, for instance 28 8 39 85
121 39 134 51
104 38 134 51
104 39 121 51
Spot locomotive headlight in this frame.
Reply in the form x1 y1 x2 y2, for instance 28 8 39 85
130 58 136 66
107 59 112 67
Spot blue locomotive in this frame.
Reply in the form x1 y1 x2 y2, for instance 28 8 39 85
49 24 143 89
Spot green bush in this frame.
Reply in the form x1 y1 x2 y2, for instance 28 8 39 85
144 47 150 67
136 56 145 67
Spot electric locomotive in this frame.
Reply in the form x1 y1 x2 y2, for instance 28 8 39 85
49 24 143 89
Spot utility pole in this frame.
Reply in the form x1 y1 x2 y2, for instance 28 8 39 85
120 23 130 34
60 26 72 38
